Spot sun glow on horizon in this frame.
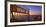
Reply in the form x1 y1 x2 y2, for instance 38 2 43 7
29 9 41 15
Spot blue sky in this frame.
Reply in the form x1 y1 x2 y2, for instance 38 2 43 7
16 5 42 15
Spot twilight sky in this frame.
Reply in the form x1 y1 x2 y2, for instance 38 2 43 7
16 5 42 15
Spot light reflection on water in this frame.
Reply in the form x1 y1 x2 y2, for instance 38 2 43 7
10 15 42 22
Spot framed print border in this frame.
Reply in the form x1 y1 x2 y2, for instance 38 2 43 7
5 1 45 26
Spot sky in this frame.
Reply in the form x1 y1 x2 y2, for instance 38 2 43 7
16 5 42 15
